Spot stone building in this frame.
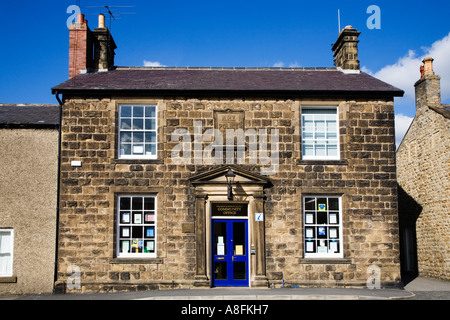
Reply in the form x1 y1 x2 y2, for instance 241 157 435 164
397 58 450 281
0 104 59 295
51 16 404 293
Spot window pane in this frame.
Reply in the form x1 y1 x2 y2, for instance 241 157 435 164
120 144 131 155
133 106 144 117
132 197 143 210
133 132 144 143
120 106 132 118
120 197 131 210
144 197 155 211
145 119 156 130
120 119 132 130
304 198 315 210
303 144 314 157
145 132 157 143
329 198 339 211
145 144 156 156
316 144 326 156
327 144 338 157
133 119 143 130
145 106 156 117
120 132 132 143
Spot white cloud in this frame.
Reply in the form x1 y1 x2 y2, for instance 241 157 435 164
365 32 450 104
143 60 166 67
395 114 414 149
272 61 301 68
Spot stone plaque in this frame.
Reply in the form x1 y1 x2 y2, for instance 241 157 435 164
214 110 245 137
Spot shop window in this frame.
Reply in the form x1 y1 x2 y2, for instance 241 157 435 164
303 196 343 258
117 195 157 258
118 105 157 159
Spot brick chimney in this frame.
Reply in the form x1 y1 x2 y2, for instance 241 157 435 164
68 13 116 79
414 57 441 114
68 14 93 79
332 26 361 72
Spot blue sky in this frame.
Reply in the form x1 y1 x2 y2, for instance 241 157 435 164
0 1 449 144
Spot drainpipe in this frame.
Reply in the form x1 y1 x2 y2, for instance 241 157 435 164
53 91 63 293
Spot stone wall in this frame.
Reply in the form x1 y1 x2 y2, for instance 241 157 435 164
397 107 450 280
57 96 401 292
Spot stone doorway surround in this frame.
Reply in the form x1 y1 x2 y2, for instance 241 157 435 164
189 165 270 288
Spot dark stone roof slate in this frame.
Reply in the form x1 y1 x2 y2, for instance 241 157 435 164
52 67 404 98
0 104 60 128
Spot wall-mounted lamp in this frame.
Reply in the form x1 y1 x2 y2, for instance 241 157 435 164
225 168 236 201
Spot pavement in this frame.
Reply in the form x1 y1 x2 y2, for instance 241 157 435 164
2 276 450 301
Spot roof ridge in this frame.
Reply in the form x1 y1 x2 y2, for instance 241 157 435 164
115 66 338 71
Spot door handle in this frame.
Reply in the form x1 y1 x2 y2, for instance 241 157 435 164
232 256 234 262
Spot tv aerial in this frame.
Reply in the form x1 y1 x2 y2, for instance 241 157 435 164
83 5 136 30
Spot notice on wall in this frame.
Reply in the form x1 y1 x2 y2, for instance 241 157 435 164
211 203 248 217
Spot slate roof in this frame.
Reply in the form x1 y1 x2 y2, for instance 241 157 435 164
0 104 60 129
52 67 404 98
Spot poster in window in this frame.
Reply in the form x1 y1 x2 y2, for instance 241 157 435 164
146 240 154 252
306 241 314 252
122 227 130 237
121 212 130 223
306 228 314 238
329 213 337 224
146 227 155 238
329 241 338 253
145 213 154 222
305 214 314 224
121 241 129 253
330 228 338 239
134 214 142 224
318 227 326 236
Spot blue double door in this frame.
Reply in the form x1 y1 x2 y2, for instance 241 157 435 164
212 219 249 287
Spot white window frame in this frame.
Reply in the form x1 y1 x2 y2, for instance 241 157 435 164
301 106 340 160
303 196 343 259
0 229 14 277
116 195 157 258
118 105 158 160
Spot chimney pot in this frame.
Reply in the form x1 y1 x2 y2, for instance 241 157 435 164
423 57 434 76
77 13 85 24
98 14 106 29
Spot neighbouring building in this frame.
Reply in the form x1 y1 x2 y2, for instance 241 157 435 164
0 104 59 295
397 58 450 282
51 15 404 293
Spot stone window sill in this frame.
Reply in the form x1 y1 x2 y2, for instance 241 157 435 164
113 159 164 165
297 160 348 166
299 258 352 264
0 276 17 283
110 258 163 264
